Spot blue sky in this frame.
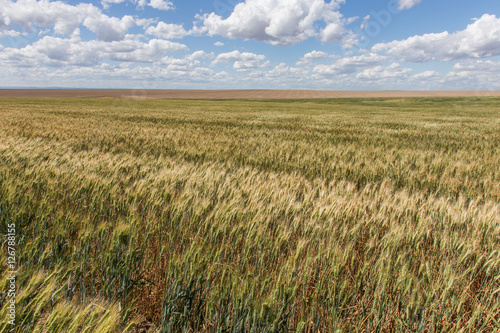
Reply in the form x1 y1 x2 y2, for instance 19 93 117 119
0 0 499 90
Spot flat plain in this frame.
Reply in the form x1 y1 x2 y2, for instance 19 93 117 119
1 89 500 99
0 96 499 332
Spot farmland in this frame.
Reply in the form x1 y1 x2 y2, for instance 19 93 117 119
0 96 499 332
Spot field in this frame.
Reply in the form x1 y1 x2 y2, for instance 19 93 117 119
1 89 500 99
0 96 499 332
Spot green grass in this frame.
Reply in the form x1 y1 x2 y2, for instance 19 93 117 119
0 97 499 332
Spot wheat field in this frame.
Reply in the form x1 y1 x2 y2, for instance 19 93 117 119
0 97 499 332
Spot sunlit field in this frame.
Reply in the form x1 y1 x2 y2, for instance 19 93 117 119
1 97 499 332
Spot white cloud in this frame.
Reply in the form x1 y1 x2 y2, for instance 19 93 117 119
3 53 500 90
313 53 386 76
372 14 500 62
444 60 500 90
148 0 173 11
346 16 359 25
296 50 329 65
211 50 269 71
154 52 214 76
319 10 345 43
0 35 189 67
266 63 308 79
410 70 440 80
0 0 141 41
158 57 190 72
397 0 421 10
101 0 127 9
0 30 23 38
320 22 344 42
101 0 174 10
2 1 499 91
355 63 412 80
83 14 136 42
0 0 98 35
186 50 212 61
302 50 329 61
199 0 350 46
360 15 370 30
107 38 188 62
244 63 310 88
2 61 223 88
212 50 264 65
0 0 178 42
146 22 189 39
404 70 445 90
135 18 157 29
452 60 500 73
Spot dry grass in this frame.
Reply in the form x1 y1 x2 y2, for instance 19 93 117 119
0 97 499 332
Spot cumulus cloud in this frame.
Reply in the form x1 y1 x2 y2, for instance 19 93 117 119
319 11 345 42
302 51 329 61
296 50 329 65
107 38 188 62
159 57 191 72
0 0 143 41
146 22 189 39
0 61 226 89
0 0 97 34
148 0 173 11
84 14 136 42
186 50 213 61
0 30 24 38
410 70 440 80
266 63 308 80
199 0 351 46
211 50 269 71
313 53 386 76
153 52 213 75
355 63 412 80
446 60 500 85
397 0 421 10
2 0 499 91
445 60 500 89
100 0 127 9
0 34 189 67
101 0 174 10
372 14 500 62
452 60 500 73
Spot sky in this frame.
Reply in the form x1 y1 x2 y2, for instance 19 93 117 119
0 0 499 90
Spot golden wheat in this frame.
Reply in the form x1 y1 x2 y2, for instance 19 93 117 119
0 97 499 332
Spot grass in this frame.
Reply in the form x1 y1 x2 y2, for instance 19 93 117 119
0 96 499 332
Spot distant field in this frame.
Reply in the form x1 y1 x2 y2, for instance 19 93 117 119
1 89 500 99
0 97 499 332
